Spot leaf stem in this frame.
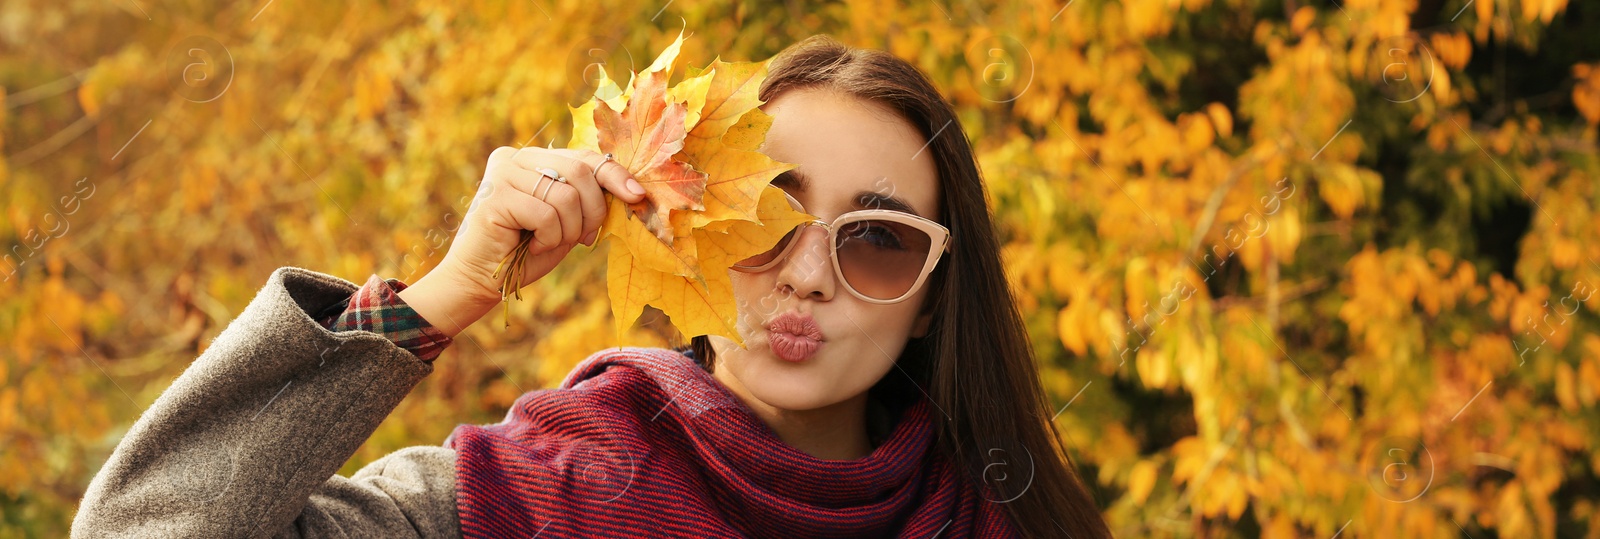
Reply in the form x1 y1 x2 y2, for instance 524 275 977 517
493 230 538 329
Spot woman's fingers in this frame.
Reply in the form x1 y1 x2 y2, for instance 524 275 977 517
545 179 584 247
440 145 624 307
535 152 612 246
563 150 647 246
514 148 648 245
487 145 520 166
580 151 648 205
489 184 563 253
544 149 646 204
497 165 583 247
483 145 654 256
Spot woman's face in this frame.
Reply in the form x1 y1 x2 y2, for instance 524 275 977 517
709 87 941 412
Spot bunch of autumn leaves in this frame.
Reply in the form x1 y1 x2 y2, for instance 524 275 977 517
497 34 813 347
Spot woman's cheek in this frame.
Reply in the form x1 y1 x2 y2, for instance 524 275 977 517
730 272 778 346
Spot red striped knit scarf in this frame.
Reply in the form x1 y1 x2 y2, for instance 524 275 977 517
445 347 1019 538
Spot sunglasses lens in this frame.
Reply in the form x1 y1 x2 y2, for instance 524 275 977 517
734 192 806 269
835 218 935 300
734 226 799 268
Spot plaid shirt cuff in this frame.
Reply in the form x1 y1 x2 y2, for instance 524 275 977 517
312 274 453 362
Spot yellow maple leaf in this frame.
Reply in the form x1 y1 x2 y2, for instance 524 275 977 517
718 107 776 151
567 100 600 152
682 113 795 228
697 185 818 264
601 195 699 277
668 70 714 130
607 185 815 345
605 235 661 339
687 59 770 144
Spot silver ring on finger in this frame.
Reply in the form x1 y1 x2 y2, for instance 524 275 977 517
596 153 624 178
535 167 565 200
536 167 567 183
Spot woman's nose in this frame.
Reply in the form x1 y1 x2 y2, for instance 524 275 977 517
774 224 836 301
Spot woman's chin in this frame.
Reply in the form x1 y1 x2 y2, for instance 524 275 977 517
744 382 836 412
724 349 843 412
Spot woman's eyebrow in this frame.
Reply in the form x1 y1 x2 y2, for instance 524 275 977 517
855 192 922 217
773 168 924 216
772 169 808 192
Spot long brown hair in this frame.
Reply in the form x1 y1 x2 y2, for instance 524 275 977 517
688 36 1110 537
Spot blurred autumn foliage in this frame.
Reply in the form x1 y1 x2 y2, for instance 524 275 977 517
3 0 1598 536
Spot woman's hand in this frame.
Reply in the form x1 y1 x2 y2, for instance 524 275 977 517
397 146 644 337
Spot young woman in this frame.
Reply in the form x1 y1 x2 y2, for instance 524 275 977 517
74 36 1110 538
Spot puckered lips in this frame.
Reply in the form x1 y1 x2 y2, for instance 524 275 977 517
767 311 824 362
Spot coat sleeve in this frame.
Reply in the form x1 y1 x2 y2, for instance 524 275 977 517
72 266 461 538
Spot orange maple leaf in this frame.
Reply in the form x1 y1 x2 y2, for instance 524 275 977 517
596 69 707 244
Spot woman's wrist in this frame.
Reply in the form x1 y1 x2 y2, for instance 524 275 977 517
395 263 502 339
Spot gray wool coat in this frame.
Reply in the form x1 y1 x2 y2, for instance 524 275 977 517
72 267 463 538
